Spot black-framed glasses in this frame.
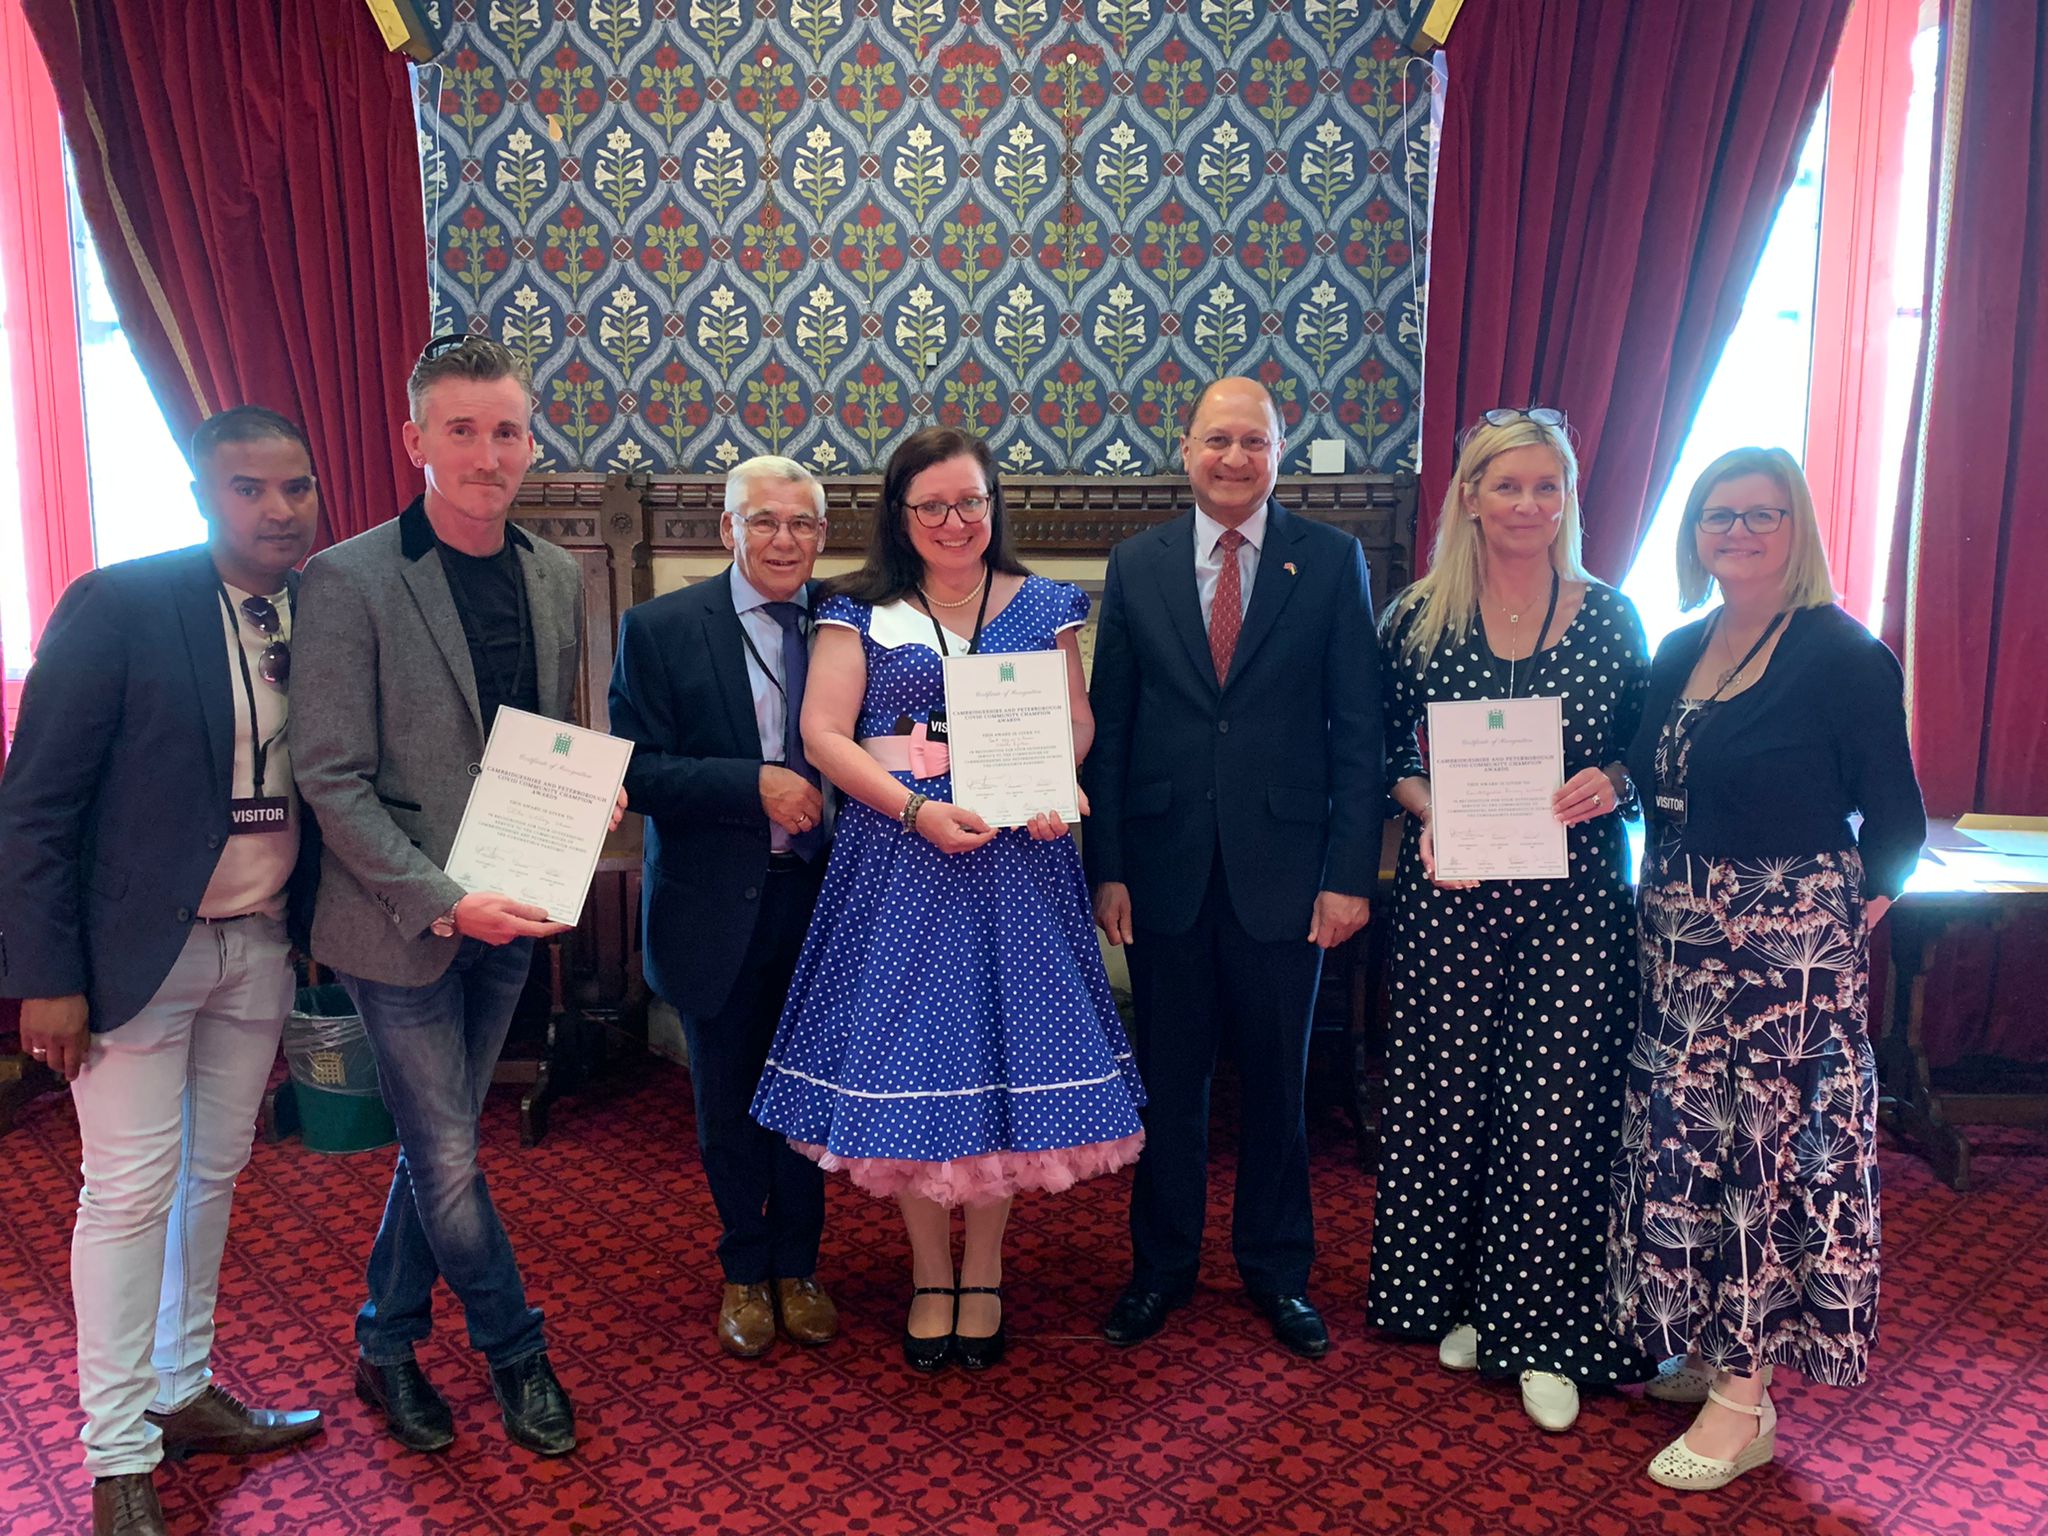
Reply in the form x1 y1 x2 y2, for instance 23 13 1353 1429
1697 506 1789 535
239 596 291 688
908 496 992 528
1481 405 1567 430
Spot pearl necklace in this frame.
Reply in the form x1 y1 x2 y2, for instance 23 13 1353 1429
921 571 987 609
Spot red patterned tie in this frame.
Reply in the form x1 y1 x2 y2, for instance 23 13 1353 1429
1209 528 1247 684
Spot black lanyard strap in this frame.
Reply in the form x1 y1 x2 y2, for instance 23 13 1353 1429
1496 568 1561 699
917 569 994 658
736 609 806 701
1700 608 1786 704
216 583 288 797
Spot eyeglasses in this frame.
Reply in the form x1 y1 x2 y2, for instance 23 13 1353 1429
1193 433 1274 456
1697 506 1789 534
908 496 992 528
738 512 825 541
1481 406 1567 430
239 596 290 688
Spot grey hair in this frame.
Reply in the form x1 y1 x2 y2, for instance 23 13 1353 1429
724 455 827 520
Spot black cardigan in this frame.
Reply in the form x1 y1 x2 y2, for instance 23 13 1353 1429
1627 603 1926 899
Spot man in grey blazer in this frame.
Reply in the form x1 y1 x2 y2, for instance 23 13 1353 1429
292 336 617 1459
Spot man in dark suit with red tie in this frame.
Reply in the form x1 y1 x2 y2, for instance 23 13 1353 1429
1084 377 1383 1356
607 456 839 1359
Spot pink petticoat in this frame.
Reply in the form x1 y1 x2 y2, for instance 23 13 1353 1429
790 1132 1145 1207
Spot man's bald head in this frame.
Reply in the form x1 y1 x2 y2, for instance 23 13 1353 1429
1186 377 1283 442
1182 375 1285 527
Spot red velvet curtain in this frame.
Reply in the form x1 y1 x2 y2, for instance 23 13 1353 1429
1419 0 1853 580
21 0 427 547
1882 0 2048 818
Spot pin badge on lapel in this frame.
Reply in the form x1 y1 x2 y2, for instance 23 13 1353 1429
1284 562 1298 576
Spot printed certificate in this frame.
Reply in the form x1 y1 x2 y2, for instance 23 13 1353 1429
444 707 634 924
943 650 1081 830
1427 697 1569 881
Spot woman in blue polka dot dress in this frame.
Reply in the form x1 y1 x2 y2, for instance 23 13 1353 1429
751 427 1145 1371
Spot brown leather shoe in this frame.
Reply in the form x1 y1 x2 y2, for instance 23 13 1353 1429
775 1276 840 1346
143 1383 323 1458
718 1282 777 1358
92 1473 167 1536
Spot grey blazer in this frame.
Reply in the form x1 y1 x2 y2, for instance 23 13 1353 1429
290 499 584 986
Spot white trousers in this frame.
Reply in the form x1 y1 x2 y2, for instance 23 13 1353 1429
68 915 293 1477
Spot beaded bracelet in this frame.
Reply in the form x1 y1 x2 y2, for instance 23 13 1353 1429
901 792 928 832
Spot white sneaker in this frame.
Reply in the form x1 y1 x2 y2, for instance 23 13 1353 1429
1520 1370 1580 1432
1437 1324 1478 1372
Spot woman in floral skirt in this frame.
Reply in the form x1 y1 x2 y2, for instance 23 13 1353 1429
1607 447 1924 1490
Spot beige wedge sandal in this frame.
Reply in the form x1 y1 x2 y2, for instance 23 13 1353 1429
1647 1386 1777 1490
1645 1359 1773 1404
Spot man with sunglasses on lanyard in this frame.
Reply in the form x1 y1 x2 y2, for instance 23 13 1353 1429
606 455 839 1361
292 335 620 1462
1 407 325 1536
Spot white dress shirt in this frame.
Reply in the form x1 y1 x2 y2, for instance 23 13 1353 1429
1193 502 1267 633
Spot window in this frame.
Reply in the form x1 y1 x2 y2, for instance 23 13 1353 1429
1622 0 1937 650
1622 104 1829 653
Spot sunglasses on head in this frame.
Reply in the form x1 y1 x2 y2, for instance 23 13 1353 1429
418 331 476 362
239 596 290 688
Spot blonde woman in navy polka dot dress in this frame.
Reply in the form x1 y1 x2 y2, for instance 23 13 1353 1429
752 428 1145 1372
1367 412 1656 1429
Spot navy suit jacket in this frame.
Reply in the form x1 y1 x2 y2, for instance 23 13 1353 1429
607 569 824 1020
1082 501 1383 943
0 545 317 1031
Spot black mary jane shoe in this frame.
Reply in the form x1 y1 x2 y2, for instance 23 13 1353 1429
952 1285 1006 1371
903 1285 957 1372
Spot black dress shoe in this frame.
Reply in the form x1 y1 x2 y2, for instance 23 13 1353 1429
902 1286 956 1372
1102 1285 1189 1346
490 1351 577 1457
953 1285 1005 1371
353 1357 455 1453
1250 1293 1330 1358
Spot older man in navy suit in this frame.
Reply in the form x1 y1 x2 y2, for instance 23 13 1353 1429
608 456 839 1359
0 408 326 1536
1084 377 1383 1357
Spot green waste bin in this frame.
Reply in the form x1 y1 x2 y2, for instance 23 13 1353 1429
281 985 396 1154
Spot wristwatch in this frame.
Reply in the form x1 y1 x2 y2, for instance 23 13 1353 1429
430 901 461 938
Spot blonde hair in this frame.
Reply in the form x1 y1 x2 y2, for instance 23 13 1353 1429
1389 417 1593 663
1675 447 1836 611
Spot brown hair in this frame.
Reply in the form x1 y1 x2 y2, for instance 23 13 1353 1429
407 334 534 422
830 427 1030 605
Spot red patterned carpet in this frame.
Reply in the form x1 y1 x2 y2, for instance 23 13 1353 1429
2 1064 2045 1536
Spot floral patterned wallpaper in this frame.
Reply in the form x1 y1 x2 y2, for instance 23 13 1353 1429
421 0 1429 477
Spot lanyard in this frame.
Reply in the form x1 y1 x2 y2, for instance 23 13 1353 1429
1497 569 1561 700
735 608 803 701
215 584 287 798
1697 608 1786 705
917 571 993 657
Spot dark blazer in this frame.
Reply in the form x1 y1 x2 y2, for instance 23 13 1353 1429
0 545 317 1032
1083 500 1384 943
608 568 825 1019
1628 601 1926 899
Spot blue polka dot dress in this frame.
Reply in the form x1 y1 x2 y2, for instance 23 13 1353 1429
750 575 1146 1207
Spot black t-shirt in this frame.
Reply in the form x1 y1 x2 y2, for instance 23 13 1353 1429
438 539 538 731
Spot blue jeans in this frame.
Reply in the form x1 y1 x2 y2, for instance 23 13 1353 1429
340 938 545 1369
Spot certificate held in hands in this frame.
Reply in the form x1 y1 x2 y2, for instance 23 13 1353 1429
942 650 1080 829
444 707 635 924
1427 697 1568 881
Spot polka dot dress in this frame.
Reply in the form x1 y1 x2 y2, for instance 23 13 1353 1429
750 576 1147 1207
1366 584 1657 1384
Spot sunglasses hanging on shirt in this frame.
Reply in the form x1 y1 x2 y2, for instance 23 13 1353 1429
218 584 292 833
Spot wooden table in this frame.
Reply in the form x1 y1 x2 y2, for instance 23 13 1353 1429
1878 821 2048 1190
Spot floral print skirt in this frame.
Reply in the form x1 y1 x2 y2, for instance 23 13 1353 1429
1607 844 1881 1386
